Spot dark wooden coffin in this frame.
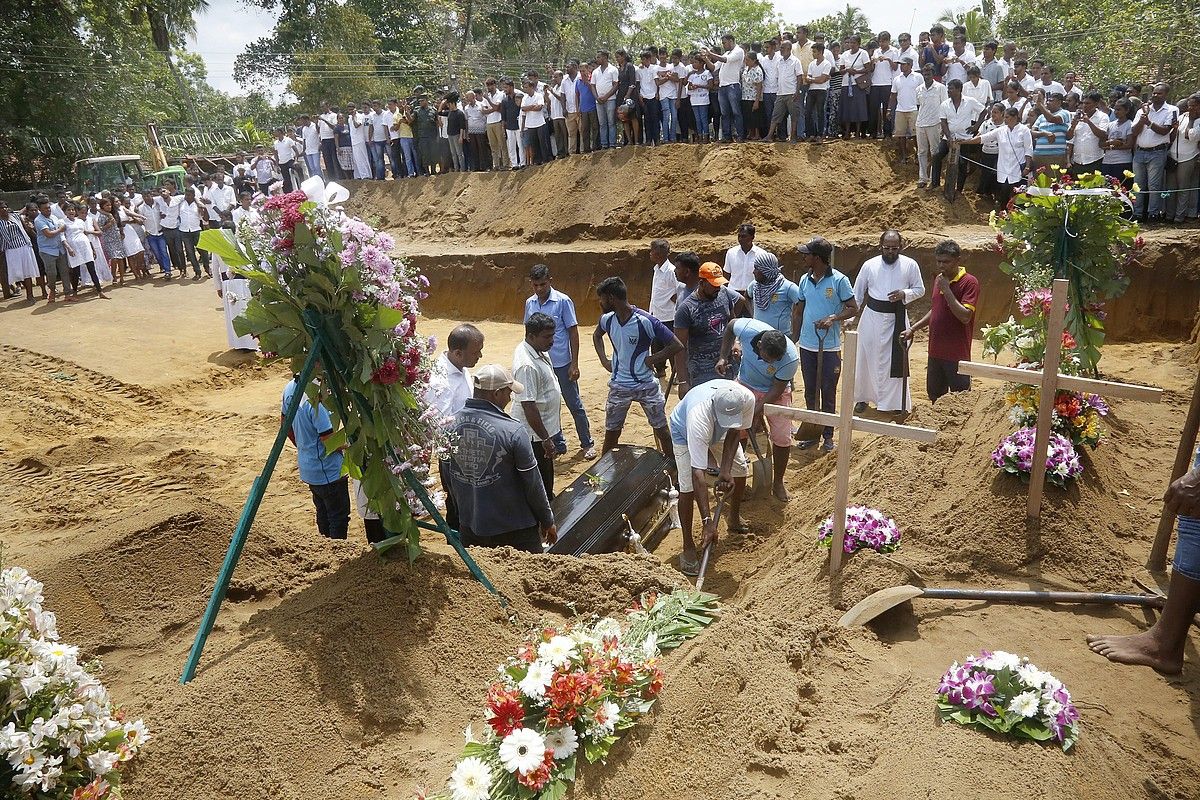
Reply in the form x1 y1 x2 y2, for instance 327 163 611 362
547 445 675 556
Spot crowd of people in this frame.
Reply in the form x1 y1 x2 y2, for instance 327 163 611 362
286 229 977 576
266 23 1199 222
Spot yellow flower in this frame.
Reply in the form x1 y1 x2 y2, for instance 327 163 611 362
1123 169 1135 179
1050 164 1061 171
1132 183 1140 193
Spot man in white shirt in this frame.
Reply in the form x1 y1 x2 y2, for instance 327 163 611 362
1012 59 1037 93
138 187 169 276
317 102 341 179
520 79 550 166
647 238 680 377
723 223 766 294
547 71 568 159
156 181 184 277
767 40 802 142
963 65 991 106
1131 82 1179 220
427 324 484 419
346 102 372 180
177 186 206 279
480 78 509 169
704 33 745 142
1068 92 1110 174
655 51 680 142
200 173 234 227
512 312 563 497
759 38 781 135
803 43 833 141
914 63 949 187
271 128 299 192
888 56 922 163
933 79 986 192
298 114 323 180
636 50 661 145
591 50 621 149
943 35 973 84
366 100 391 180
868 31 898 139
894 32 919 79
1035 64 1065 97
960 105 1033 206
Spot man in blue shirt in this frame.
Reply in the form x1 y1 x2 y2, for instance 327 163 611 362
524 264 596 458
282 376 351 539
718 317 799 501
792 237 858 451
1029 91 1071 171
34 197 76 303
593 276 682 455
746 251 800 334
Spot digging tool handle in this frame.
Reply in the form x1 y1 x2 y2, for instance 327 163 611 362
1150 368 1200 570
816 326 827 409
922 588 1165 608
695 494 726 591
748 431 766 461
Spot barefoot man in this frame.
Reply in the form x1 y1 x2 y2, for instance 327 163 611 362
852 230 924 414
717 317 799 501
668 379 755 576
1088 457 1200 674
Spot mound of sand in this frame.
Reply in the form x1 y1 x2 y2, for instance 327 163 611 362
347 143 988 245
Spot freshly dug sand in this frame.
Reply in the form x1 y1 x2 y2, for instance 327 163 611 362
2 156 1199 799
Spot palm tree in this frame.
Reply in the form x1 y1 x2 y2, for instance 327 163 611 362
936 5 994 42
138 0 210 124
832 3 870 40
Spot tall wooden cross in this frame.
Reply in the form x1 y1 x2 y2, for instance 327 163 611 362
765 330 939 575
957 278 1163 521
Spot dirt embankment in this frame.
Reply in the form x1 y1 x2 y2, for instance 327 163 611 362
348 144 1200 340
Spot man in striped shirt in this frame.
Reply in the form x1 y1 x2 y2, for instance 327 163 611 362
593 276 681 455
1030 92 1071 171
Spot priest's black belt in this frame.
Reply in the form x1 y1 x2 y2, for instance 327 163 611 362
864 294 909 379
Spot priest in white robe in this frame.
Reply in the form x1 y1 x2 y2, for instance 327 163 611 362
852 231 925 412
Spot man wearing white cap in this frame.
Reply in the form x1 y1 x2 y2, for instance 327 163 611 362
442 364 557 553
668 379 755 575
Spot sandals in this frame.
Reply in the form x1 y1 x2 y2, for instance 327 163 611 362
727 520 751 534
677 552 700 577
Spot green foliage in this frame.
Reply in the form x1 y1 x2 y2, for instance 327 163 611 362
937 6 995 41
637 0 782 51
805 3 871 42
991 167 1141 374
999 0 1200 92
937 665 1078 752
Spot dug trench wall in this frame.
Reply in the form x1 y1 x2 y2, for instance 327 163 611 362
346 142 1200 341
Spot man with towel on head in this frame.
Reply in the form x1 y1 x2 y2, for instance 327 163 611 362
852 230 925 415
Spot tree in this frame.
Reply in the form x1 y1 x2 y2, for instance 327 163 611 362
637 0 782 51
806 4 872 42
998 0 1200 93
936 5 994 42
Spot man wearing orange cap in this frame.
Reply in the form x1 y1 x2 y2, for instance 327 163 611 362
672 258 749 399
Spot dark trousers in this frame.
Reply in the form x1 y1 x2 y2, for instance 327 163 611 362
320 138 341 179
800 347 840 441
469 132 491 170
460 524 543 553
389 140 407 178
977 151 999 198
931 141 968 191
805 90 827 138
868 85 891 136
309 476 351 539
180 229 203 276
163 227 185 273
279 161 295 192
532 438 555 498
678 98 693 139
642 99 661 144
552 119 568 157
362 518 390 544
70 261 101 292
927 356 970 402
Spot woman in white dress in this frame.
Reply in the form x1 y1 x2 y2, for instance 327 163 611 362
216 196 260 351
63 203 107 298
83 199 114 288
0 199 41 301
119 197 149 279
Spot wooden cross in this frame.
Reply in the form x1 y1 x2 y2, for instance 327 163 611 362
765 329 939 575
957 278 1163 521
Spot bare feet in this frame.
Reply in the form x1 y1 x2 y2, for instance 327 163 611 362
773 483 790 502
1086 631 1183 674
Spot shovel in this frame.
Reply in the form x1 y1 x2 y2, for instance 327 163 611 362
695 492 726 591
838 584 1167 628
795 326 830 443
900 336 912 414
747 431 771 498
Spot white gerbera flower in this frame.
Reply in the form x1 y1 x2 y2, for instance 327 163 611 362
594 700 620 735
86 750 120 776
641 632 659 660
537 635 577 667
498 728 545 774
544 726 578 760
449 756 493 800
1008 690 1041 718
518 661 554 699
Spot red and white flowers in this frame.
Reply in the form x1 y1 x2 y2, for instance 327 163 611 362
426 590 718 799
0 567 151 798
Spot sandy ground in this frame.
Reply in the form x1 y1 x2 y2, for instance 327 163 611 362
1 221 1199 797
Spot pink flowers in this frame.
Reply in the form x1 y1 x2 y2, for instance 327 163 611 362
817 506 900 554
991 428 1083 487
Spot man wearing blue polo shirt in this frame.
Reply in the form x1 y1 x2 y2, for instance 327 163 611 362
282 376 351 540
524 264 596 459
717 317 799 501
745 251 799 334
792 237 858 452
593 276 682 455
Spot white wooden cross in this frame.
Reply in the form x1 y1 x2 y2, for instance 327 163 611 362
765 329 939 575
957 278 1163 521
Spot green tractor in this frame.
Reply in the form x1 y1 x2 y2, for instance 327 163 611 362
74 156 148 197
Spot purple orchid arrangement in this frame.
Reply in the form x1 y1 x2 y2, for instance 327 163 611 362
991 427 1083 487
817 506 901 554
937 650 1081 751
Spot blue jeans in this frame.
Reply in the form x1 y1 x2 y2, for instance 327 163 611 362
717 84 743 141
597 99 618 148
692 104 710 139
368 141 387 179
660 98 677 142
304 152 322 180
1133 147 1168 217
550 364 593 451
399 138 418 177
1176 447 1200 581
146 233 170 274
762 92 776 134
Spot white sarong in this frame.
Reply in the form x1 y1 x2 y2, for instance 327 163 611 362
216 273 257 350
